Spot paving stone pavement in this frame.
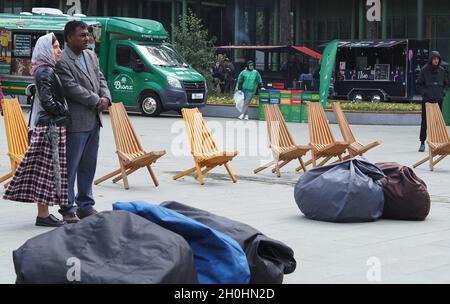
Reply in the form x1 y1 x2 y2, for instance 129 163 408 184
1 111 449 284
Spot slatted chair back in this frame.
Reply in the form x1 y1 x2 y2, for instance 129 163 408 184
182 108 219 158
332 102 356 144
308 102 336 147
264 104 295 149
1 98 28 166
426 103 450 145
109 102 145 160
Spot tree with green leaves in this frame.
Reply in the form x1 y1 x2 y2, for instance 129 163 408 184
171 10 216 91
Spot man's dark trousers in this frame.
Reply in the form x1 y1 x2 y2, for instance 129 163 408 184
60 120 100 215
420 100 443 143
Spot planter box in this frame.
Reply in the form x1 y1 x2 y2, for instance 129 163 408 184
202 103 421 125
325 109 421 126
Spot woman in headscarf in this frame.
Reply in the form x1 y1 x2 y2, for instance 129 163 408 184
3 33 69 227
235 60 263 120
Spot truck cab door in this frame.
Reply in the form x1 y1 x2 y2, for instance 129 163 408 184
108 41 142 108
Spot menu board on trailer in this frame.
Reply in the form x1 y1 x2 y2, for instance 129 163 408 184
374 64 390 81
13 34 32 57
0 29 12 74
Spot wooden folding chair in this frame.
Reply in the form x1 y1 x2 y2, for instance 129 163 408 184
94 102 166 189
254 104 310 177
298 102 349 168
413 102 450 171
332 102 382 158
173 108 238 185
0 98 28 188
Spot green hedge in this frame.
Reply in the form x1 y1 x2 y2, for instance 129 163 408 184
207 95 421 112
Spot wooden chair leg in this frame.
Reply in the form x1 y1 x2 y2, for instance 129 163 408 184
195 163 205 185
3 181 11 189
173 166 197 180
296 158 312 172
0 171 13 184
343 154 353 160
94 168 122 185
413 156 430 168
113 167 138 183
146 165 159 187
429 150 434 172
312 153 317 168
195 166 215 179
432 154 447 167
318 156 332 167
271 159 289 173
119 160 129 190
298 157 307 172
254 160 276 174
224 163 237 183
338 154 343 161
274 163 281 177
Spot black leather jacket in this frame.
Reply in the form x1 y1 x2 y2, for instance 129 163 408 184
34 66 69 126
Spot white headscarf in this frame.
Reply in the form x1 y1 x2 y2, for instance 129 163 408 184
31 33 56 75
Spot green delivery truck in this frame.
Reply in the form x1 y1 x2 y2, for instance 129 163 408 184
0 12 207 116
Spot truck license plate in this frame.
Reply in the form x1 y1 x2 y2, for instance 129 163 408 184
192 93 204 99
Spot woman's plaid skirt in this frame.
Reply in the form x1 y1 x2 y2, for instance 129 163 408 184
3 125 68 206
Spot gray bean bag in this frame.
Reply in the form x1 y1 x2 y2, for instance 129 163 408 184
294 158 385 222
13 211 198 284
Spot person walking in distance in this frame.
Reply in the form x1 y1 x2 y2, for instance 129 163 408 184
235 60 263 120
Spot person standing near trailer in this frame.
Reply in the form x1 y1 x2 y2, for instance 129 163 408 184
417 51 449 152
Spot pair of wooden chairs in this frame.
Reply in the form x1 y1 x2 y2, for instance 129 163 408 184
96 104 238 188
0 98 28 188
254 102 382 176
413 103 450 171
0 99 165 191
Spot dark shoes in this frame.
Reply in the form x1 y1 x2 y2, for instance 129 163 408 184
60 209 98 224
63 212 81 224
76 208 98 220
419 143 425 152
36 214 65 227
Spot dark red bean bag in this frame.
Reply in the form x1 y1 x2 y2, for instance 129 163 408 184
376 162 431 221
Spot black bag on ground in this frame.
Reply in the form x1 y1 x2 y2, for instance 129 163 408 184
13 211 198 284
376 162 431 220
294 158 386 222
160 201 296 284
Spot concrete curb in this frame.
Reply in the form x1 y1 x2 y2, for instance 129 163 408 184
201 104 421 125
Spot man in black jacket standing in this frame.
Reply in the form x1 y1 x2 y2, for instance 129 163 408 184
417 51 449 152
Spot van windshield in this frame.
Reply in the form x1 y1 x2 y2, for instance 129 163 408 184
137 44 189 68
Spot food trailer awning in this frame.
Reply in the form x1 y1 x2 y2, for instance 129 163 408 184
336 40 407 48
215 45 322 59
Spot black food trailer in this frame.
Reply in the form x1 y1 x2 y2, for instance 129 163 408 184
333 39 429 102
215 45 322 90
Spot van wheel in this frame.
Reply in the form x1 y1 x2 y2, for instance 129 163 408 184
140 93 162 117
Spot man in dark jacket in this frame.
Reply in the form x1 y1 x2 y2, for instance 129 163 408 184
417 51 449 152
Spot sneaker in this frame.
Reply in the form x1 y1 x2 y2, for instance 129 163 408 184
238 114 244 120
35 214 65 227
62 212 80 224
418 143 425 152
244 115 249 120
77 208 98 220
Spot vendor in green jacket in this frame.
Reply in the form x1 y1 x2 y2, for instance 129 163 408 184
235 60 263 120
